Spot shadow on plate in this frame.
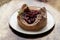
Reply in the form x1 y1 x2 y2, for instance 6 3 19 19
9 24 55 39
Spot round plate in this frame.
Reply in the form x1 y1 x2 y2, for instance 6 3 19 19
9 10 55 38
9 10 55 33
9 2 55 38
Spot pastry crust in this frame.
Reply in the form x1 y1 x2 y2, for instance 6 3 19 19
17 4 47 31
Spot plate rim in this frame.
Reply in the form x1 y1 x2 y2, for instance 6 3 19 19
9 9 55 35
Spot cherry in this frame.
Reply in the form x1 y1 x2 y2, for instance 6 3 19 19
22 10 39 24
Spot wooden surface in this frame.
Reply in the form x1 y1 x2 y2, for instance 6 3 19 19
0 0 60 40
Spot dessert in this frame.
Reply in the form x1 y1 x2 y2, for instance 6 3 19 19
17 4 47 31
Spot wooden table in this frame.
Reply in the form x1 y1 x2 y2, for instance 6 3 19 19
0 0 60 40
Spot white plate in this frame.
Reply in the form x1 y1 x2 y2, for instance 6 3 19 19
9 9 55 35
9 2 55 34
